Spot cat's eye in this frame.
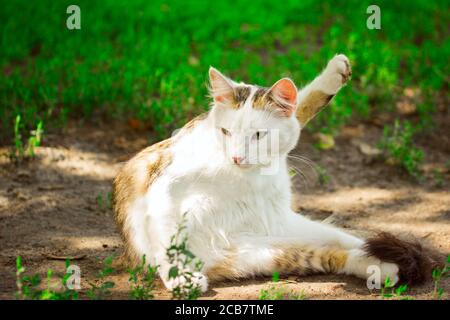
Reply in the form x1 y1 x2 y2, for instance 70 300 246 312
221 128 231 136
254 131 267 140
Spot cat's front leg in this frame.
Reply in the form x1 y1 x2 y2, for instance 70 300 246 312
139 190 209 294
296 54 352 126
161 264 209 295
151 214 209 294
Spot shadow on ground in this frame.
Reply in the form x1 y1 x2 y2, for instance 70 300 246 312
0 119 448 300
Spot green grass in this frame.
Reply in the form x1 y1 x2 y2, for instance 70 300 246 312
127 255 158 300
10 115 44 162
14 255 450 300
15 256 79 300
14 217 207 300
86 255 116 300
380 276 412 300
432 256 450 300
379 120 424 179
96 191 113 211
1 0 448 144
259 272 307 300
316 165 331 186
166 215 204 300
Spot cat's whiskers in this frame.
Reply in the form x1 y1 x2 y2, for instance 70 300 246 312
287 154 318 190
288 165 310 190
287 154 316 170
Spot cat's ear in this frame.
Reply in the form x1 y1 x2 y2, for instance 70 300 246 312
209 67 234 104
268 78 298 117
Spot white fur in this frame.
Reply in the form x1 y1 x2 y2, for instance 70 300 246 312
126 55 399 292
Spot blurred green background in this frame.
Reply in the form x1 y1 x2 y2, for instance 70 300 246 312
0 0 448 144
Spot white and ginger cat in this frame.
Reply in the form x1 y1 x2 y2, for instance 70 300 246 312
113 54 433 293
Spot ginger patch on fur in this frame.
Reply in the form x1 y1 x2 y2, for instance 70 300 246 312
273 245 348 275
296 90 334 125
112 138 173 266
205 248 242 281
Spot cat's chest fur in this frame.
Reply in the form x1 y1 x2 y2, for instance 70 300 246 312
164 156 292 236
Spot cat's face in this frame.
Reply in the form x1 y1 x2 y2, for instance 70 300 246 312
209 67 301 170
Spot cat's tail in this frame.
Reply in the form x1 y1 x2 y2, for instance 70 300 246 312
363 232 444 285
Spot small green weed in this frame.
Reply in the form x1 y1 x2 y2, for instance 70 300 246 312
432 255 449 300
289 168 297 178
96 191 113 210
15 256 78 300
432 169 445 188
379 120 424 179
259 272 306 300
27 120 44 157
316 165 330 186
380 276 412 300
13 115 24 159
127 255 158 300
10 115 44 162
166 216 204 300
86 256 115 300
15 256 41 299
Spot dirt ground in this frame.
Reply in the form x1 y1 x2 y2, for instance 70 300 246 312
0 115 449 300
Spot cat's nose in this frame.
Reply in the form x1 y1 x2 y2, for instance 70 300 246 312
232 156 244 165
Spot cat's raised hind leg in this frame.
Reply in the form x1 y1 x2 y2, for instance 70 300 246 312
296 54 352 126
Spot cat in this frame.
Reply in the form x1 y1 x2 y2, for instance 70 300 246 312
113 54 432 293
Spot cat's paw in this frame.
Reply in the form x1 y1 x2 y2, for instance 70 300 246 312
328 54 352 84
379 262 400 285
346 249 399 285
191 272 209 292
164 272 209 293
321 54 352 94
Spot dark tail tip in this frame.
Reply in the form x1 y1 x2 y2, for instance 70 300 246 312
363 232 443 285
